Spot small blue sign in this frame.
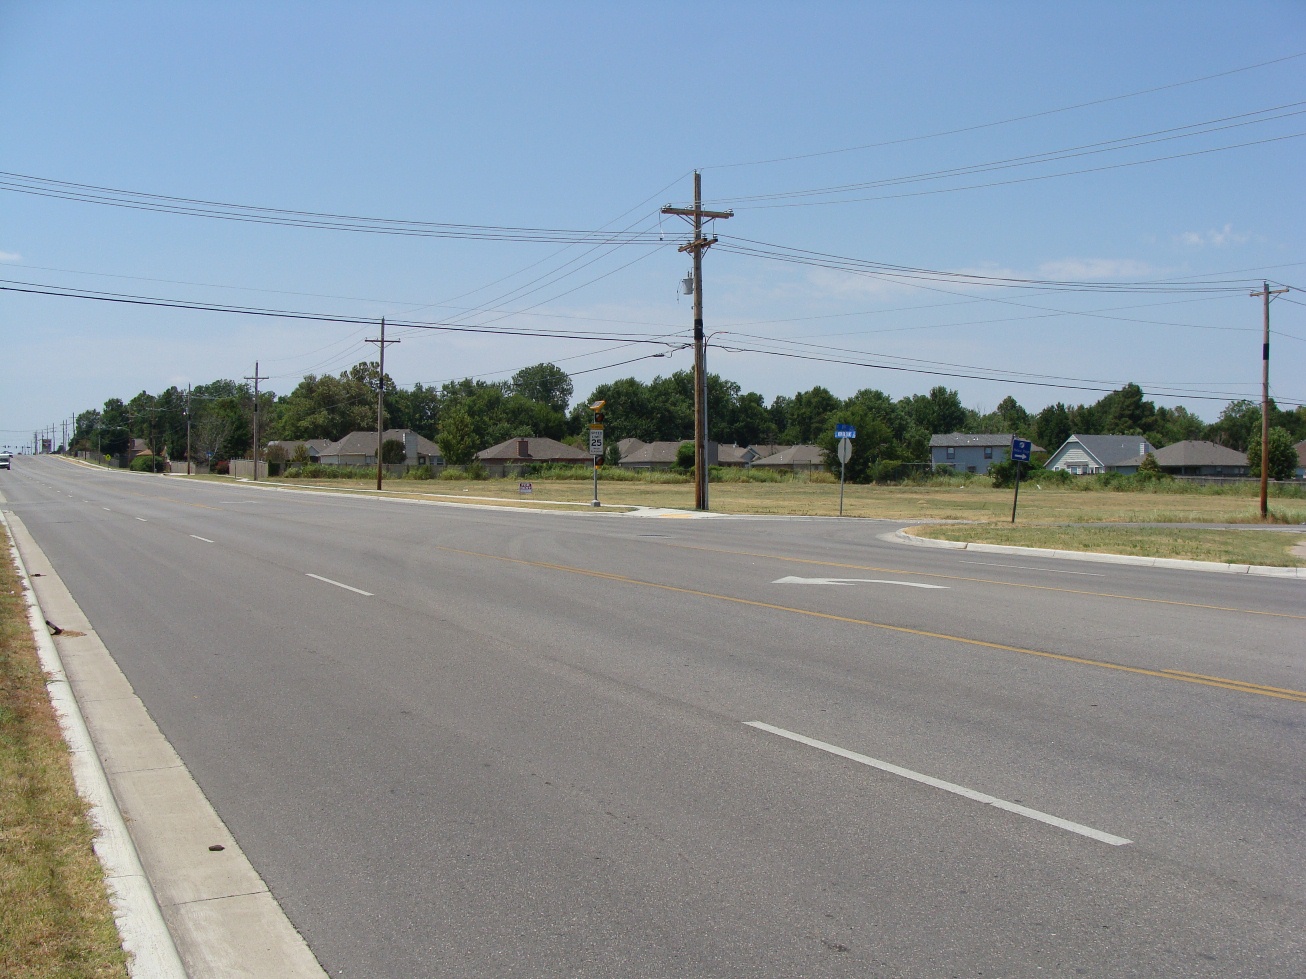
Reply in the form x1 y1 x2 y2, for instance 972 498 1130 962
1011 438 1032 462
835 425 856 439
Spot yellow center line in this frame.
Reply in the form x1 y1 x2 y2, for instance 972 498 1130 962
661 542 1306 621
436 545 1306 705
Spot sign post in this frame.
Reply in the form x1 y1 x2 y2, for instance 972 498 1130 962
835 425 856 516
1010 437 1032 523
589 401 605 508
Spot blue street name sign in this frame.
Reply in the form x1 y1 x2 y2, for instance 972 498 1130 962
1011 438 1032 462
835 425 857 439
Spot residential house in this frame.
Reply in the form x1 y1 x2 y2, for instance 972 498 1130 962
1295 439 1306 479
752 444 825 471
1151 440 1249 477
615 437 647 464
929 433 1042 475
317 429 442 466
475 437 592 476
1045 434 1156 475
265 438 331 465
617 440 750 470
715 444 757 467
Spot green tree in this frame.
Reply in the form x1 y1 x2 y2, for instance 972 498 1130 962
675 441 696 472
381 438 407 464
437 405 477 465
510 363 573 414
1246 427 1298 480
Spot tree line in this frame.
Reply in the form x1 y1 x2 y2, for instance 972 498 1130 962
72 362 1305 476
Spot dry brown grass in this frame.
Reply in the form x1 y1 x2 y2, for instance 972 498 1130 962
243 474 1306 525
0 529 128 978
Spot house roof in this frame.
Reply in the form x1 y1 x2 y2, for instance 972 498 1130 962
930 432 1017 448
266 438 332 456
616 437 647 459
476 436 592 463
1056 434 1156 468
716 444 754 465
318 429 441 458
753 444 824 466
620 440 687 465
1151 440 1247 468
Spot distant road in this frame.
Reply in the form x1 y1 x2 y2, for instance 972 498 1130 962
4 456 1303 977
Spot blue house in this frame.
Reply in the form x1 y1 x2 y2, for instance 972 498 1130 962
1045 434 1156 475
929 433 1035 474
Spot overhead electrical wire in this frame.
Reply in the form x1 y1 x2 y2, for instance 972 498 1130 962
713 131 1306 210
708 102 1306 206
704 50 1306 169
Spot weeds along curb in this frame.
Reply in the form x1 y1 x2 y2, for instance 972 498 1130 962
1 509 188 979
894 528 1306 579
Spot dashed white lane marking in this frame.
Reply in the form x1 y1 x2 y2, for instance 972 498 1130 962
305 573 373 596
102 507 111 511
189 535 215 543
962 561 1104 577
745 721 1131 847
773 575 947 589
135 517 148 522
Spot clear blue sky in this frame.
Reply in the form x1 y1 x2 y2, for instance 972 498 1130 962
2 1 1303 449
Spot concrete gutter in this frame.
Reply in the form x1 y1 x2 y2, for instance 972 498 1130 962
893 528 1306 579
2 505 327 978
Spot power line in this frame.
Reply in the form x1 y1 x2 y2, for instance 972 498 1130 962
703 50 1306 169
711 102 1306 205
718 131 1306 210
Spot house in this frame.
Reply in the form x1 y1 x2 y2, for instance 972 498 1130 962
1295 439 1306 479
715 444 757 467
316 429 442 466
616 441 753 470
619 440 689 470
752 444 825 471
1151 440 1249 477
1045 434 1156 475
475 437 592 475
615 437 647 463
265 439 331 464
929 433 1042 474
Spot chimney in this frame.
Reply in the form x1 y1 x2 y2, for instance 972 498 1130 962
404 430 418 464
517 438 530 459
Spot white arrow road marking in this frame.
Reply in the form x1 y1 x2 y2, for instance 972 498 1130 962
305 573 373 597
773 575 948 589
745 721 1131 846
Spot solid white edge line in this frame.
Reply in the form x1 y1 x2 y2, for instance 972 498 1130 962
305 573 374 596
189 535 214 543
2 510 189 978
745 721 1131 847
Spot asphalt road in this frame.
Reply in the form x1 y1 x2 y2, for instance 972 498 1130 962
4 457 1303 978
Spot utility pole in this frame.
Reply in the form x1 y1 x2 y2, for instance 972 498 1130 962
366 318 400 491
1250 281 1289 519
186 383 193 476
662 172 733 510
244 362 269 481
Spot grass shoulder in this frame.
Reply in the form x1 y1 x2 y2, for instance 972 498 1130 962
0 528 128 978
903 523 1306 568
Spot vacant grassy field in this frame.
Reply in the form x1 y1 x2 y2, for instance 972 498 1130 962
231 473 1306 525
0 528 128 978
905 524 1306 567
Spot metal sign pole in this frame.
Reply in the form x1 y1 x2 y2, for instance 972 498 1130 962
1010 460 1022 523
839 458 846 516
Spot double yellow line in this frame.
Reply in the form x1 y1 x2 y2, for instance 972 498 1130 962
437 545 1306 705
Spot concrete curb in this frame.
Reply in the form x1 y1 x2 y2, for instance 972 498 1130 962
2 508 188 979
893 528 1306 578
2 504 329 978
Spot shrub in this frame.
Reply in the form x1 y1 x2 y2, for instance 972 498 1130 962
401 465 434 480
213 459 230 475
129 454 168 473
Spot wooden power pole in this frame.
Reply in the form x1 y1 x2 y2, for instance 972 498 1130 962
244 362 269 481
366 318 399 491
662 172 733 510
1250 281 1289 519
